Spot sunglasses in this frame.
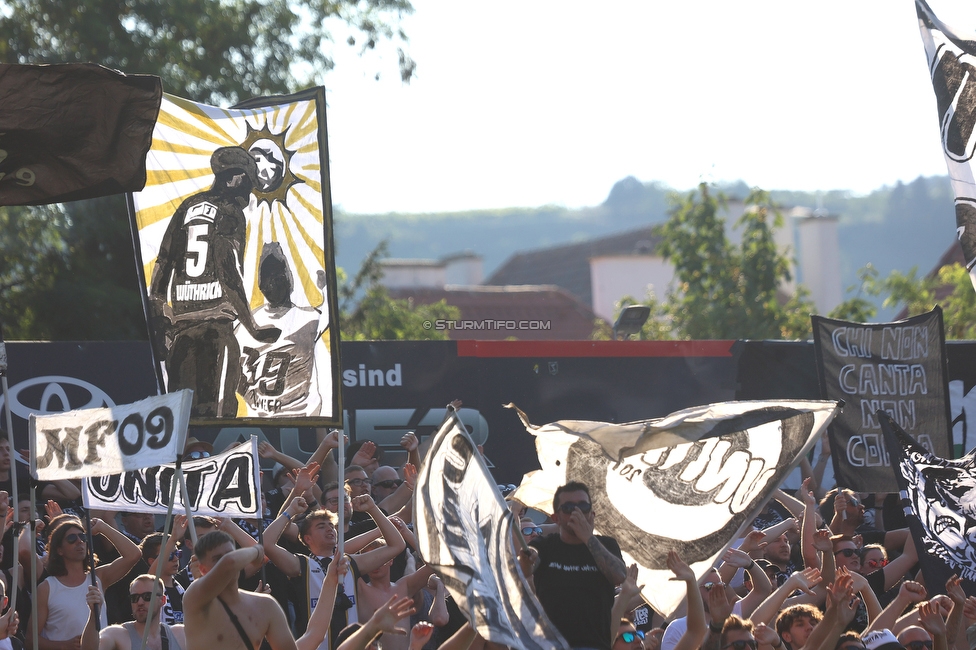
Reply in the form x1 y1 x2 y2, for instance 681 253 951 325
373 479 402 489
129 592 156 603
521 526 543 536
619 631 646 643
834 548 858 558
345 478 371 487
839 645 866 650
557 501 592 514
905 642 933 650
186 450 210 460
64 532 86 545
703 581 725 591
167 549 182 561
723 641 758 650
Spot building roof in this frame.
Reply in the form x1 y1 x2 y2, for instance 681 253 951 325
484 226 662 306
388 285 599 340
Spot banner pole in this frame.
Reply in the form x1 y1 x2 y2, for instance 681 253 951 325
83 508 100 631
336 433 344 560
0 323 21 612
177 467 197 547
29 481 37 650
141 459 182 650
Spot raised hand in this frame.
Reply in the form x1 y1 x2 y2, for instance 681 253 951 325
811 529 833 552
408 622 435 650
564 508 594 543
964 596 976 622
403 463 417 490
294 462 321 496
351 494 377 512
946 574 966 605
351 441 379 472
645 629 664 650
899 580 927 604
372 595 415 635
801 477 817 506
258 441 277 459
919 599 948 637
788 567 823 596
620 563 643 601
739 529 768 554
722 547 755 568
707 579 734 624
400 432 419 452
667 550 695 582
753 623 781 648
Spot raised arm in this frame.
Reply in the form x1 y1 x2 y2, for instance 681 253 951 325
337 595 415 650
751 568 823 626
184 545 264 608
670 551 706 650
866 580 927 634
91 517 142 588
349 495 406 574
263 497 305 577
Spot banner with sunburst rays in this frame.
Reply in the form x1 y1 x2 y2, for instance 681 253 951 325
127 87 341 426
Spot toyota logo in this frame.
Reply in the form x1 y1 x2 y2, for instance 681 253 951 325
0 376 116 420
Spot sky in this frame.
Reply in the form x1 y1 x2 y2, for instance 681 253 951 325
322 1 975 215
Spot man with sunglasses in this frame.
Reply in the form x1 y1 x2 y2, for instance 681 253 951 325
140 533 185 625
613 619 645 649
81 575 186 650
518 481 626 650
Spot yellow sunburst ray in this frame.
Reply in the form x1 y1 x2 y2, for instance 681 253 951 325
162 95 241 147
285 205 326 260
144 166 213 189
291 189 324 225
284 103 317 146
276 211 321 307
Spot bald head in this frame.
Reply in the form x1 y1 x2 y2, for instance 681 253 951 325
371 466 401 500
898 626 933 648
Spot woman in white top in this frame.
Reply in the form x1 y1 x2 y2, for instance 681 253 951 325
29 516 142 650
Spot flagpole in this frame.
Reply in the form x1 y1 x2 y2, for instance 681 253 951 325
178 468 198 547
29 481 37 650
0 323 21 612
141 459 182 650
336 432 344 561
83 508 100 631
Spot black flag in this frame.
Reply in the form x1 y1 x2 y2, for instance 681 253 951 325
881 411 976 596
0 63 161 206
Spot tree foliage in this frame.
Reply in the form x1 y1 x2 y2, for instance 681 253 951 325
639 184 814 340
831 262 976 339
0 0 414 104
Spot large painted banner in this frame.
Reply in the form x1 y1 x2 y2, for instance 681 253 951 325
510 400 841 618
83 438 261 518
916 0 976 292
812 310 952 492
29 390 191 481
128 88 341 426
881 412 976 596
415 413 570 649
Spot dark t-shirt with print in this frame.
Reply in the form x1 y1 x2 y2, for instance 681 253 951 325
531 533 623 650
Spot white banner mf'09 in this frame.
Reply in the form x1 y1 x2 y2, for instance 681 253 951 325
30 389 192 481
83 438 262 519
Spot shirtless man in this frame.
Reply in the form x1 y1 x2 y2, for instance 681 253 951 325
81 576 185 650
355 541 435 650
183 531 295 650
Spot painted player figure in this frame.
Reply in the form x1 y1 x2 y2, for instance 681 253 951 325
149 146 281 418
236 242 330 417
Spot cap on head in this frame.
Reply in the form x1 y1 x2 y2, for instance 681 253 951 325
863 629 906 650
210 146 258 186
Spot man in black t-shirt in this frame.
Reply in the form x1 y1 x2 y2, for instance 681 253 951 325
519 481 626 650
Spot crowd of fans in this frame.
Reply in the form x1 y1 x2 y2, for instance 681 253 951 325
0 429 970 650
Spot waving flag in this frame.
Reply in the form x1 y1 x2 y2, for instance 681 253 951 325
415 413 570 649
916 0 976 291
0 63 160 206
129 88 341 426
881 412 976 596
510 400 841 617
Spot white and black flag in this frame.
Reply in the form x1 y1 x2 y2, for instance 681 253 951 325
510 400 841 617
881 411 976 596
916 0 976 291
414 413 570 650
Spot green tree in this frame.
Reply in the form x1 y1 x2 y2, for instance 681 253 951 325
0 0 413 340
651 183 814 340
832 262 976 339
339 241 459 340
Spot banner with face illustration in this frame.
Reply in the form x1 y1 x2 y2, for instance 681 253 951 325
882 411 976 595
128 89 341 426
916 0 976 292
509 400 841 618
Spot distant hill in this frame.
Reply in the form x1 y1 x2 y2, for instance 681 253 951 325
334 175 958 319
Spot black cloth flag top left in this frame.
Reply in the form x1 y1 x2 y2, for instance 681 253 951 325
881 411 976 596
509 399 841 617
129 88 342 426
0 63 161 206
916 0 976 291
